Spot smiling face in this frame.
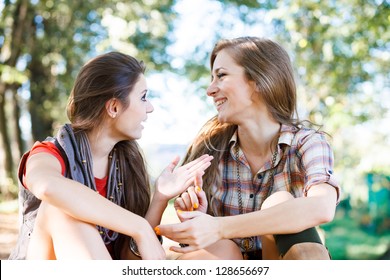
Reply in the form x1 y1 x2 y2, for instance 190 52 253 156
111 74 154 140
207 49 260 125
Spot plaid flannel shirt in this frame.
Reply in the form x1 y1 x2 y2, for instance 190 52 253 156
209 124 340 252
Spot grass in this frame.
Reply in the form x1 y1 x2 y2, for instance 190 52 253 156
322 209 390 260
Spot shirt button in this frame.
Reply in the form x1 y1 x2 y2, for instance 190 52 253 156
249 194 254 198
257 174 263 180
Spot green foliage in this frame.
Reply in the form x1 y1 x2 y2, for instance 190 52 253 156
322 207 390 259
0 0 177 198
176 1 390 121
0 65 29 85
1 0 177 139
96 0 177 72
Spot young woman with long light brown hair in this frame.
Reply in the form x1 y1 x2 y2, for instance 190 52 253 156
157 37 340 260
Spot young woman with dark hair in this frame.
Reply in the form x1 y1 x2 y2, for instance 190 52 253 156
9 52 213 260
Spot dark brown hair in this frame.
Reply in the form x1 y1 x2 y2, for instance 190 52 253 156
67 52 150 258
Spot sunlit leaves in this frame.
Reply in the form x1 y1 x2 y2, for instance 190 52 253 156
0 65 28 85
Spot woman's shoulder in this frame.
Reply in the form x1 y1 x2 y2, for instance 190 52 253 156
29 140 66 175
30 140 61 156
281 124 329 148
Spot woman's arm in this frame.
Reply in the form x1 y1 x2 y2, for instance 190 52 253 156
157 183 337 253
25 152 165 259
144 154 213 228
220 183 337 238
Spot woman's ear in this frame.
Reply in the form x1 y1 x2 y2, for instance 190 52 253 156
105 98 119 118
252 80 261 93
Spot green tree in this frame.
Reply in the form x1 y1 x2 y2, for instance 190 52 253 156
0 0 176 198
269 0 390 126
266 0 390 196
181 0 389 127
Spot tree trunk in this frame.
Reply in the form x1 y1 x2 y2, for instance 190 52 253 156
29 56 55 141
11 85 26 156
0 0 33 197
0 83 16 191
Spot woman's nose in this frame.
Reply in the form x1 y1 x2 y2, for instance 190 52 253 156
206 80 218 96
147 101 154 113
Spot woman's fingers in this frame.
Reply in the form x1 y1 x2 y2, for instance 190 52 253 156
187 186 200 210
176 186 200 211
194 173 203 190
180 192 194 211
157 211 203 240
157 211 217 252
182 155 213 174
174 197 187 211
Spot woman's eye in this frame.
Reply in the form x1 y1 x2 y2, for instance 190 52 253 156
217 73 226 79
141 94 147 101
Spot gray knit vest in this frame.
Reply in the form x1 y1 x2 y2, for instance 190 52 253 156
8 124 112 259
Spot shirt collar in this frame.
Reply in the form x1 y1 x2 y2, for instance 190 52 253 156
228 124 297 148
279 124 298 147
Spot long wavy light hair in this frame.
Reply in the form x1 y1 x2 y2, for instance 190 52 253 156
181 37 301 212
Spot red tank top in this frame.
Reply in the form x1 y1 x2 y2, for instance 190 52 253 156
26 141 108 196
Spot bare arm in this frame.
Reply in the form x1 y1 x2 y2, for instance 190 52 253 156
220 183 337 238
158 183 337 252
145 155 213 228
25 152 165 259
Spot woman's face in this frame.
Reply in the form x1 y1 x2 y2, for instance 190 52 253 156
206 49 260 125
113 74 154 140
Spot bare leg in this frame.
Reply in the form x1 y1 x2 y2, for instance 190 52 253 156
27 201 111 260
178 239 243 260
26 202 56 259
260 191 330 260
260 191 294 260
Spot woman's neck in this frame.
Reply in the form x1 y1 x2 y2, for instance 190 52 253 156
237 118 281 158
86 128 116 179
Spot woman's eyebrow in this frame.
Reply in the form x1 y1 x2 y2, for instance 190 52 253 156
212 67 226 73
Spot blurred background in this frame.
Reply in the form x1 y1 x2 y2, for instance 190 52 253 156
0 0 389 260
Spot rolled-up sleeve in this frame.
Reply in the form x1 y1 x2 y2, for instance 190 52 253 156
299 132 340 203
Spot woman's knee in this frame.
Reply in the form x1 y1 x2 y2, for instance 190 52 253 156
32 202 110 259
261 191 294 210
27 203 56 259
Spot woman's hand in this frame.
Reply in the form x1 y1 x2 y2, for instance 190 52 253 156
156 211 222 254
174 174 208 222
154 154 213 202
